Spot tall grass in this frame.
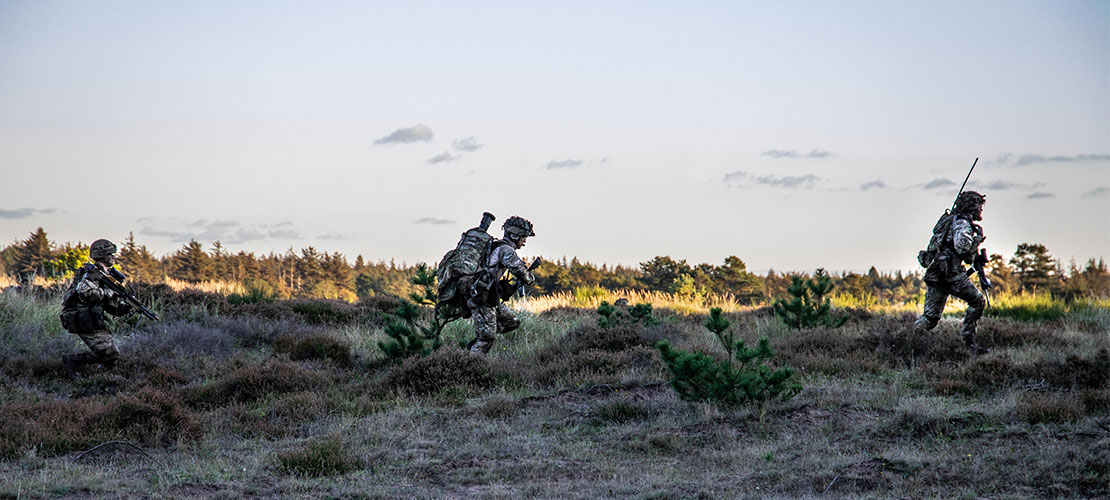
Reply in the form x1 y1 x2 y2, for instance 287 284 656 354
162 277 245 295
515 288 757 315
987 293 1110 323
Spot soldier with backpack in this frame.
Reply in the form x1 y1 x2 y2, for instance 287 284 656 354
435 213 538 355
914 191 991 355
59 239 135 375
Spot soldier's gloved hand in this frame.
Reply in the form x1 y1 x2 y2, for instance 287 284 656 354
973 252 988 267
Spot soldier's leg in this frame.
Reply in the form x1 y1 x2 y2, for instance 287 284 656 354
77 330 120 367
914 283 950 331
495 303 521 334
948 276 987 351
470 306 497 354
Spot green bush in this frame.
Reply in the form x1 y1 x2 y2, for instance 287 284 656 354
596 301 658 328
657 308 800 410
772 269 847 329
378 264 455 362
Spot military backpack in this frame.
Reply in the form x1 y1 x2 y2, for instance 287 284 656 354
917 212 956 268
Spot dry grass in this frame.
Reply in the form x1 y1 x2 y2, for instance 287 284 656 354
516 288 757 315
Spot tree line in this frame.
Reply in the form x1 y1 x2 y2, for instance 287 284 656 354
3 227 1108 302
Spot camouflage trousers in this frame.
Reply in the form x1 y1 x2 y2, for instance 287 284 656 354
470 303 521 353
915 274 985 339
71 329 120 366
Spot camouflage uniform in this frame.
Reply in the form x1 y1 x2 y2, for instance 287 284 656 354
60 240 133 373
914 192 989 354
467 217 535 354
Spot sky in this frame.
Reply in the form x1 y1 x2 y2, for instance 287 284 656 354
1 0 1107 274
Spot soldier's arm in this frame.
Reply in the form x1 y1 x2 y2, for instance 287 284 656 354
498 247 535 285
74 272 107 304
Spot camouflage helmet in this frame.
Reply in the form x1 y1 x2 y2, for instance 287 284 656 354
502 216 535 238
89 239 118 262
953 191 986 214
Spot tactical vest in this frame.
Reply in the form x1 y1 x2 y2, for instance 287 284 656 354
59 264 109 333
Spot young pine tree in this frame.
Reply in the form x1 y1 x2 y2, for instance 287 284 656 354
657 307 801 413
772 269 847 329
378 263 457 361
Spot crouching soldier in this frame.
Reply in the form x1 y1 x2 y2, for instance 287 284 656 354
60 239 135 375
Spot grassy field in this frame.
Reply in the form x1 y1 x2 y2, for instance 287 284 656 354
0 286 1107 499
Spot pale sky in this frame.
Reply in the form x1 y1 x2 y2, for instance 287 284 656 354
1 1 1107 273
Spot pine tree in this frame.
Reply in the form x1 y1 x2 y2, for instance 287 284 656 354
1010 243 1060 293
14 228 53 282
772 269 847 329
168 239 213 282
657 307 801 413
378 264 457 361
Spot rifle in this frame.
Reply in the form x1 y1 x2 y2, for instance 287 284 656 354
100 268 161 321
497 257 544 301
518 257 543 298
969 249 992 308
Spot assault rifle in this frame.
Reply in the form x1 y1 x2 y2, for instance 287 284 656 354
496 257 543 301
518 257 543 298
100 268 161 321
969 249 992 308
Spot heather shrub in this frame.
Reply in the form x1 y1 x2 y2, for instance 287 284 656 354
950 348 1110 393
186 361 329 407
0 399 102 459
274 334 353 367
383 348 498 396
861 314 968 366
277 436 363 477
290 299 359 325
550 324 645 358
101 386 203 446
773 327 884 376
475 394 520 419
532 346 659 386
229 392 334 438
1078 389 1110 415
0 387 201 459
975 319 1060 348
595 401 650 423
1017 392 1083 424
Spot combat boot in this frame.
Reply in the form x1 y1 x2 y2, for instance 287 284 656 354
469 339 493 356
962 333 989 356
61 353 93 377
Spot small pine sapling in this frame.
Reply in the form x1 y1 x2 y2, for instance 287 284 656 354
658 307 801 415
378 263 457 361
597 301 658 328
772 268 847 329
